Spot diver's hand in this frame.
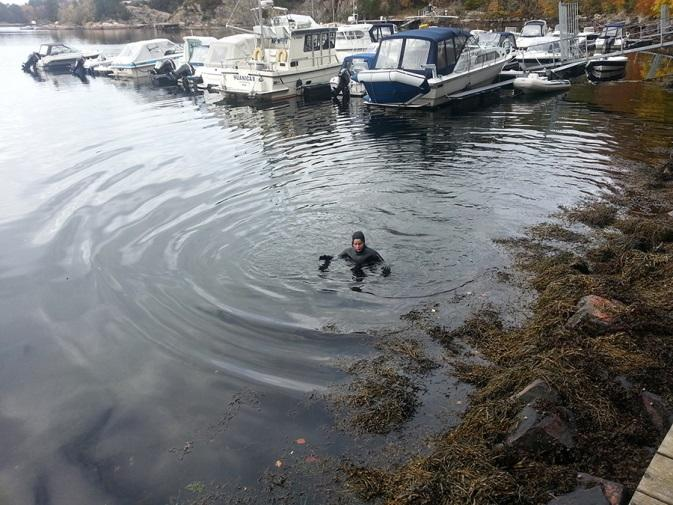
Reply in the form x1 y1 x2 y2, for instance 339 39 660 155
382 265 391 277
319 255 333 272
319 255 333 262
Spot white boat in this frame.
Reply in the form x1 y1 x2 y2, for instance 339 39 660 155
358 27 511 109
35 43 99 71
586 55 628 81
198 34 258 92
334 22 396 62
595 22 628 52
514 39 562 68
212 5 340 101
150 36 218 87
515 20 552 50
513 72 570 94
108 38 182 78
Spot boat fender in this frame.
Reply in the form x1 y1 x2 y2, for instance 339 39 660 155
252 47 263 61
277 49 288 64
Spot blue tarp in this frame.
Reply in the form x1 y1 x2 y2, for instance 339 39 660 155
381 27 471 43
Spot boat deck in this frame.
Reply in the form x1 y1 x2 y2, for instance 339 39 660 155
630 423 673 504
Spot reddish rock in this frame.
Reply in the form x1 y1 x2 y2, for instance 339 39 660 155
511 379 560 405
566 295 626 334
577 473 626 505
640 390 673 435
546 487 609 505
506 406 576 452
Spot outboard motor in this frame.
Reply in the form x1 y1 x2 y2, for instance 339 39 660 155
151 59 178 86
331 66 351 99
22 52 40 73
153 59 176 76
71 57 87 78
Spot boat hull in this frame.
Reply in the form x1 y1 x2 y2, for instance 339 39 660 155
215 64 340 101
586 57 627 81
513 76 570 94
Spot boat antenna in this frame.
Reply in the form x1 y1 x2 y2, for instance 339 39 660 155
224 0 244 31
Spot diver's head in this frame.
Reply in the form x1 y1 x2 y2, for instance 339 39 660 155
352 231 365 253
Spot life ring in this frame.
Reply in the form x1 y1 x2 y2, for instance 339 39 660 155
252 47 263 61
277 49 288 64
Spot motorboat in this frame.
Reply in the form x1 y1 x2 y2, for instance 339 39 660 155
34 43 99 71
586 55 628 81
515 20 552 50
513 72 570 94
108 38 181 78
358 27 512 109
474 31 518 70
150 36 217 88
594 22 628 52
330 52 376 97
514 39 562 68
211 5 340 101
334 22 396 61
198 34 258 92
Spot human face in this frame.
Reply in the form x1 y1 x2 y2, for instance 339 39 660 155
352 239 365 253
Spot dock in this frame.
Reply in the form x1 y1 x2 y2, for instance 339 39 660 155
630 423 673 504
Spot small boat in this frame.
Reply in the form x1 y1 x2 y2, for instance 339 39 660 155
358 27 512 109
197 34 258 92
594 22 628 52
513 72 570 94
108 38 181 78
515 20 553 50
34 43 99 71
585 56 627 81
330 52 376 97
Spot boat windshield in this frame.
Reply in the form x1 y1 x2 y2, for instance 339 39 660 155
188 45 210 64
476 32 500 46
521 23 544 37
401 38 431 71
351 57 371 73
376 38 403 68
117 44 136 59
601 26 622 37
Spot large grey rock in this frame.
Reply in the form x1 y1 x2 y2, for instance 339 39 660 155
566 295 626 334
546 486 609 505
511 379 559 405
506 406 576 452
577 473 626 505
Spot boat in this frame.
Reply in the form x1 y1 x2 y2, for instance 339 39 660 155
585 55 628 81
329 52 376 97
514 39 563 68
108 38 182 78
197 34 258 92
334 22 397 61
515 20 553 50
513 72 570 94
475 31 518 70
211 4 340 101
150 36 217 88
594 22 628 52
34 43 99 71
357 27 512 109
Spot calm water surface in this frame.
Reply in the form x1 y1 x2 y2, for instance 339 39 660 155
1 28 672 505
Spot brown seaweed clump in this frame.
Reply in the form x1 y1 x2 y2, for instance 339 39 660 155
343 159 673 504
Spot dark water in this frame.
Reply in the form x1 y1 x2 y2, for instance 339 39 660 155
1 28 673 504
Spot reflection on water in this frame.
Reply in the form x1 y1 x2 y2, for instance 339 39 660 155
1 29 672 505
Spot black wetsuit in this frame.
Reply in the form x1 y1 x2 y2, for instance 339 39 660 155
338 246 385 268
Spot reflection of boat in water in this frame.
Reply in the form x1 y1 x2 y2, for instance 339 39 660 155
513 72 570 94
358 28 511 109
109 39 181 78
586 55 628 81
330 53 375 97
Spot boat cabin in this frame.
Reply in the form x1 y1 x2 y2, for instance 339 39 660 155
183 36 217 67
113 39 181 66
519 20 549 38
38 43 77 57
373 27 470 78
595 22 627 52
475 31 517 51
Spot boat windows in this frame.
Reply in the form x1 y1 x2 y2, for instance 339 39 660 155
370 25 394 42
304 31 335 52
47 44 74 56
376 38 403 68
38 44 50 56
401 38 431 71
521 23 544 37
436 39 456 73
601 26 623 38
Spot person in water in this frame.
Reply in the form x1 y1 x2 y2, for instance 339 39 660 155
319 231 391 276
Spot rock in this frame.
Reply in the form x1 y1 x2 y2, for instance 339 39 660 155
577 473 626 505
506 406 576 452
511 379 560 405
640 390 673 435
566 295 626 334
546 486 609 505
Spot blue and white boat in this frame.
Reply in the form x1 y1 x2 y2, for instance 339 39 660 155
357 27 511 108
109 38 182 78
329 52 376 96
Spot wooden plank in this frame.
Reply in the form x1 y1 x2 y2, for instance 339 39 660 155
636 453 673 505
630 490 671 505
657 424 673 459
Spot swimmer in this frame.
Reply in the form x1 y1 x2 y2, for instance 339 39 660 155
319 231 391 276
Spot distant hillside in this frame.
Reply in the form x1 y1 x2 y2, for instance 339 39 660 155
2 0 672 27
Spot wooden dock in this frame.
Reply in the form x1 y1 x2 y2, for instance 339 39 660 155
630 423 673 504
